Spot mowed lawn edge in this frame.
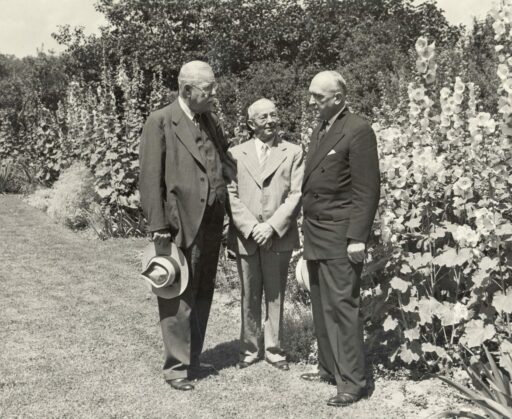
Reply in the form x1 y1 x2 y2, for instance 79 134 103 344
0 195 473 418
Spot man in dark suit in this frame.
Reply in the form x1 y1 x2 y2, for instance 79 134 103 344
300 71 380 407
139 61 233 391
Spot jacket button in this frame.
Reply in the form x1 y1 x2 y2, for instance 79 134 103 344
320 167 325 173
314 193 319 199
201 198 205 203
200 177 205 181
258 215 263 221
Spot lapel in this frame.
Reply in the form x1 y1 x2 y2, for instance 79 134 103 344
170 100 205 169
303 109 349 185
261 138 287 183
239 139 263 188
305 122 322 166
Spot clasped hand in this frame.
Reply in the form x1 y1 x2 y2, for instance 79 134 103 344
251 223 274 248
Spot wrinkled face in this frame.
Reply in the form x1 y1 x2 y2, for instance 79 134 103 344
183 68 217 113
308 75 344 121
248 101 278 142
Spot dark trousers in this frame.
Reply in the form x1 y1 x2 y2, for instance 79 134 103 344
307 257 366 395
157 200 225 380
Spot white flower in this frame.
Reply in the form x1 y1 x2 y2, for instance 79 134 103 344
503 78 512 94
415 37 428 53
453 177 472 197
493 20 506 38
409 103 421 117
453 92 464 105
454 78 465 94
440 115 451 127
440 87 451 100
419 45 435 61
416 59 428 74
425 70 436 85
473 208 496 235
497 63 509 80
411 87 425 101
476 112 492 125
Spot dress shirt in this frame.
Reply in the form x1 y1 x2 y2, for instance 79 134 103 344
254 136 275 163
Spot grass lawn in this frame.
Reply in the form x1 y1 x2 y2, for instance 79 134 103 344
0 194 474 418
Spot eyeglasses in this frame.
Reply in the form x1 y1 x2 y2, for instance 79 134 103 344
191 82 218 97
254 112 279 123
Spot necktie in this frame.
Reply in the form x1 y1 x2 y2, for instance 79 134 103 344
193 113 202 129
260 143 270 171
318 120 328 142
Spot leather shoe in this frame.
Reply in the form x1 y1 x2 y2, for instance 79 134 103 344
238 360 256 369
265 359 289 371
167 378 194 391
300 372 335 385
327 392 364 407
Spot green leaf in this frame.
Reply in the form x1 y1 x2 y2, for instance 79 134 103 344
433 247 473 267
459 320 496 348
492 291 512 314
390 276 410 293
404 327 420 341
398 344 420 364
383 315 398 331
418 297 441 325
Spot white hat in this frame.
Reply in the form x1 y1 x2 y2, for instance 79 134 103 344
141 241 189 299
295 257 310 292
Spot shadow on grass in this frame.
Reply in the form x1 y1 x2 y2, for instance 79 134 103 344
193 339 239 380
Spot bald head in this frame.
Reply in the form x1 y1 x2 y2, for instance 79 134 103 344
309 71 347 97
308 70 347 121
248 98 276 121
178 60 215 86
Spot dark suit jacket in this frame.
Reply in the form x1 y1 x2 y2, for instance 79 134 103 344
138 99 230 249
302 108 380 260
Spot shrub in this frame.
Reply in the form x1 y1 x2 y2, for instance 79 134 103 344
0 159 39 194
24 187 54 212
45 162 98 229
282 301 317 363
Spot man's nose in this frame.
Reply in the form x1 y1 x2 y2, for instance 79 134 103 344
308 95 316 106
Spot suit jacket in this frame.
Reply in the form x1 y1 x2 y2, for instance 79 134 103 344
302 108 380 260
138 99 231 249
227 137 304 256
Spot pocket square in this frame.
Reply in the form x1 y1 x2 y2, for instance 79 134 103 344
327 149 336 156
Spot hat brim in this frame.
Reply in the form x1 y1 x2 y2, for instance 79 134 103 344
141 241 189 299
295 257 310 292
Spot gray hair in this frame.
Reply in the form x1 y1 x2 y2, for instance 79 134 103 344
247 98 276 120
177 60 215 88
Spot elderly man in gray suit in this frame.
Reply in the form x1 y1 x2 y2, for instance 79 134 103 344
227 98 304 371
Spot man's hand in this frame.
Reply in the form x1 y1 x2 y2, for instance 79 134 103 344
251 223 274 247
153 230 172 245
347 240 366 264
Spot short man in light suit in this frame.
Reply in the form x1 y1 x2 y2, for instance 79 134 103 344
227 98 304 371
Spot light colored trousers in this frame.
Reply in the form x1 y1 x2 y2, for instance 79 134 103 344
236 247 292 363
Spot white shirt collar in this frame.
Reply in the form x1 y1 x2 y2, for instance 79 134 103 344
254 136 275 161
178 96 195 121
325 104 346 131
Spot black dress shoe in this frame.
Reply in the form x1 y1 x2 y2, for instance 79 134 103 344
238 360 256 369
167 378 195 391
327 392 364 407
265 359 289 371
300 372 335 385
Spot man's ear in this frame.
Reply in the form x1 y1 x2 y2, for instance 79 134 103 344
334 92 344 105
247 118 256 132
183 84 192 98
